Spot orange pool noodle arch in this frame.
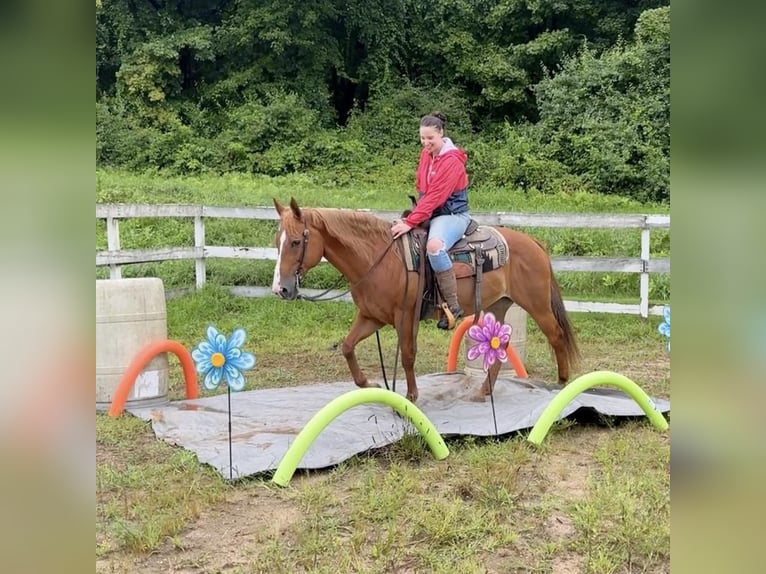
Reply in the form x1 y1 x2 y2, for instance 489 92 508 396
108 339 198 417
446 313 529 378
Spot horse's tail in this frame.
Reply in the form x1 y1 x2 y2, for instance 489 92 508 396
549 268 580 372
530 237 581 372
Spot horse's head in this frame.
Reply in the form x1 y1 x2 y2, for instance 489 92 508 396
271 197 325 299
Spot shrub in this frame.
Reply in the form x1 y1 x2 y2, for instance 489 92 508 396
467 124 588 194
533 7 670 203
345 84 473 150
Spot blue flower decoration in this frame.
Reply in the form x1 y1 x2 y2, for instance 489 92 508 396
658 306 670 351
192 326 256 391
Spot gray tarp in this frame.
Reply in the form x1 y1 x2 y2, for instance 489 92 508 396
129 372 670 480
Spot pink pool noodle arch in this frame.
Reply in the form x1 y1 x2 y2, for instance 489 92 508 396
446 313 529 378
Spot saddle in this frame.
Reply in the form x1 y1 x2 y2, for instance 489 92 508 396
399 221 509 320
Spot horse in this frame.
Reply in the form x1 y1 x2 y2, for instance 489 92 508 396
271 197 579 403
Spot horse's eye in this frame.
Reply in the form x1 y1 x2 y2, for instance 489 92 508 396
291 239 302 247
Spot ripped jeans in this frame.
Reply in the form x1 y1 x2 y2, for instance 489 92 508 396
426 213 471 272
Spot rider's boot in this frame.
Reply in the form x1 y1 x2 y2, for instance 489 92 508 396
435 268 463 330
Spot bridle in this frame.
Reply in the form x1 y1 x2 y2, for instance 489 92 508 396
293 223 311 284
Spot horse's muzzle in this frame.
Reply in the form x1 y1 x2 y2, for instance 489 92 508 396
276 284 299 300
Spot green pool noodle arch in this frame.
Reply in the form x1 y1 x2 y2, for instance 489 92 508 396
527 370 669 445
272 388 450 486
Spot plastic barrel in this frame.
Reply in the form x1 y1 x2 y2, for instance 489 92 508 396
96 278 169 411
465 304 527 376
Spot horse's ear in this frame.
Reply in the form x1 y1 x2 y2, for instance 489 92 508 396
289 197 302 220
273 198 285 215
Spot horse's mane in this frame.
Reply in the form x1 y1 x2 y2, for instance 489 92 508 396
310 208 393 256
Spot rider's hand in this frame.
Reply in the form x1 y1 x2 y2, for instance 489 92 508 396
391 221 413 239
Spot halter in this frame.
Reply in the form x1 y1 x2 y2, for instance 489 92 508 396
294 223 311 284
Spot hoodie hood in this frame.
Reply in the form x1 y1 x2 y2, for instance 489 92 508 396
434 137 466 165
439 137 458 156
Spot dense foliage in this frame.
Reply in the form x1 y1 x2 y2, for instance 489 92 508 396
96 1 670 202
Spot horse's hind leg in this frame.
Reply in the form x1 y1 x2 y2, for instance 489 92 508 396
517 295 570 383
342 312 384 389
471 298 512 401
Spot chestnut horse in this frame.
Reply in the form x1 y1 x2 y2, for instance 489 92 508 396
271 198 579 403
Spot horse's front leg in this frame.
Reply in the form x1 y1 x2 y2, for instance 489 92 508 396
341 312 384 389
394 311 419 403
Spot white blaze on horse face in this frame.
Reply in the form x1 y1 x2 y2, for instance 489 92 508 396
271 230 286 293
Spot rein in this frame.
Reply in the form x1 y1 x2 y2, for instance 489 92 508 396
374 238 417 394
289 218 414 395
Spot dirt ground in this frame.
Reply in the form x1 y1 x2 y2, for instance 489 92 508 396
97 422 669 574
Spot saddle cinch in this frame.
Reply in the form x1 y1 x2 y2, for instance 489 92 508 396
399 220 510 320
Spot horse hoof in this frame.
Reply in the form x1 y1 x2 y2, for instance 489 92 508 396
469 393 486 403
406 393 418 403
356 381 380 389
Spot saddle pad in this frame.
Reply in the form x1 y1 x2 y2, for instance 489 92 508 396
400 226 509 276
399 232 421 272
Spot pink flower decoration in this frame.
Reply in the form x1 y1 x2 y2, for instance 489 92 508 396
466 312 513 371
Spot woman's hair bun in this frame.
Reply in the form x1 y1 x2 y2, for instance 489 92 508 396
420 111 447 130
430 111 447 124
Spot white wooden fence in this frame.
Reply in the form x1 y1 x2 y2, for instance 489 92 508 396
96 204 670 317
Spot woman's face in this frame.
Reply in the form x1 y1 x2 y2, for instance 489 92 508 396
419 125 443 155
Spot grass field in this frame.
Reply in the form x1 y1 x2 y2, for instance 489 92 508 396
97 288 670 574
97 169 670 573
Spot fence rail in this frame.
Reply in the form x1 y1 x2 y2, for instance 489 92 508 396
96 204 670 317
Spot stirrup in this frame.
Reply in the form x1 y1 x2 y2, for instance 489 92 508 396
437 303 463 330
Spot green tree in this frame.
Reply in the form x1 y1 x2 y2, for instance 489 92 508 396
403 0 668 123
96 0 669 188
534 6 670 201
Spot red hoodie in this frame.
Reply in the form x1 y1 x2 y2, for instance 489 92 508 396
404 138 468 227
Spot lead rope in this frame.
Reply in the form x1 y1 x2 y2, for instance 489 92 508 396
390 255 410 395
296 231 409 398
489 373 499 436
471 248 497 435
374 330 390 391
297 234 397 393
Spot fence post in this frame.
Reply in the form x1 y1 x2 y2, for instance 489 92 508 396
640 224 650 318
194 213 206 290
106 215 122 280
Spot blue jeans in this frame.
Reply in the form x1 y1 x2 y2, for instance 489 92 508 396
427 213 471 272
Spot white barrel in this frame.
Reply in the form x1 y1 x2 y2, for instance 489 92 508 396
96 278 169 411
465 304 527 377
